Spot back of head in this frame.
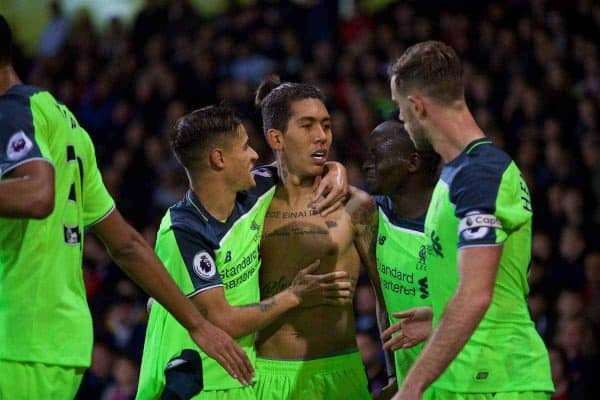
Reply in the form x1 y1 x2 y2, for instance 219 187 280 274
0 15 13 66
171 105 241 172
389 41 463 104
255 75 324 134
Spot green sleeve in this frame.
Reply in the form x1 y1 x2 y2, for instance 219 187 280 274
80 130 114 226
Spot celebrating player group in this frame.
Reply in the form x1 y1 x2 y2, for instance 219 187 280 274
0 12 553 400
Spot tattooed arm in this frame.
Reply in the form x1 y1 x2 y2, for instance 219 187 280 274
192 260 352 338
349 187 396 380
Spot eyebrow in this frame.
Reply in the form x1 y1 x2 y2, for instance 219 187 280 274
296 116 330 124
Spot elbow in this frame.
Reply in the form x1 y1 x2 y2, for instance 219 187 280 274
30 190 54 219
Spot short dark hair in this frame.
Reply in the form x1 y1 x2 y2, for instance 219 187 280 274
171 105 241 172
0 15 13 66
389 41 463 104
255 75 324 134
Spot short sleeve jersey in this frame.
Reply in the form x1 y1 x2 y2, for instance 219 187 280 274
375 195 429 384
0 85 115 367
424 138 553 393
137 168 277 398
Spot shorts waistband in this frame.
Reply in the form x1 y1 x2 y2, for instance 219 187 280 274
256 349 362 375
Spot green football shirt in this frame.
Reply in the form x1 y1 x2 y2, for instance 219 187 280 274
375 195 429 384
137 169 277 399
0 85 114 367
424 138 553 393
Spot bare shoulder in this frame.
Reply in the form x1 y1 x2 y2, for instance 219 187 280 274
345 186 377 227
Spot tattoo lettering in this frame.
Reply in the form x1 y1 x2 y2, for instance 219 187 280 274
240 297 277 312
325 220 337 229
261 276 291 298
266 209 319 219
266 225 328 237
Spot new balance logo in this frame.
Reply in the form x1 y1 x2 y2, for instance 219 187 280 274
378 236 387 245
430 230 443 258
418 277 429 299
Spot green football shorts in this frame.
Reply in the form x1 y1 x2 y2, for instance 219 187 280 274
255 350 370 400
192 385 256 400
423 388 552 400
0 359 84 399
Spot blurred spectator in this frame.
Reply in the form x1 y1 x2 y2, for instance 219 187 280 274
38 1 69 57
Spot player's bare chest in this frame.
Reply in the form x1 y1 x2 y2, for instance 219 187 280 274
262 205 354 256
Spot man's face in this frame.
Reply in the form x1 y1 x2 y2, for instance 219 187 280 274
280 98 332 178
223 124 259 191
391 76 431 151
363 124 411 195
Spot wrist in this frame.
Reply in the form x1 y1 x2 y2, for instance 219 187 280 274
281 288 302 308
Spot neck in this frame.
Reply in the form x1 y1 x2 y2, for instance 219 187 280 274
428 102 485 163
276 154 316 207
190 172 237 222
0 65 21 95
391 179 434 220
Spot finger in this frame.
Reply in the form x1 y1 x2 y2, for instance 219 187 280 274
382 322 402 340
319 281 352 290
324 298 353 306
300 259 321 274
310 175 324 203
392 310 415 320
310 270 349 282
319 198 344 217
225 344 253 385
383 335 407 351
324 289 352 298
235 345 255 382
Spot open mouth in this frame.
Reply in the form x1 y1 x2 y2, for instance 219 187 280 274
311 150 327 164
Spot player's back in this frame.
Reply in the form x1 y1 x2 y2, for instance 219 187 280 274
0 85 114 367
256 186 361 359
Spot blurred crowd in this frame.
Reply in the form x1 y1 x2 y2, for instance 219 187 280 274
8 0 600 399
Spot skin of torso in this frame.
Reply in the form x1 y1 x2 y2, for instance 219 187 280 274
256 185 363 359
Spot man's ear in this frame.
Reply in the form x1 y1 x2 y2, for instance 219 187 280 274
408 95 427 120
208 147 225 170
266 128 284 151
408 153 421 173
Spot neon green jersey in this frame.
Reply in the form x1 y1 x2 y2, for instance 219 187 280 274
0 85 114 367
424 138 553 393
375 195 429 384
137 169 277 399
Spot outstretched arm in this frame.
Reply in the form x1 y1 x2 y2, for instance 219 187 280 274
92 209 255 385
191 260 352 338
393 245 501 399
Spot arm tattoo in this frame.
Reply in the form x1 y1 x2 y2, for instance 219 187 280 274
239 297 277 312
261 276 291 298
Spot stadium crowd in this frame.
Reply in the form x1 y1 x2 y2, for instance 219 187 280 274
7 0 599 399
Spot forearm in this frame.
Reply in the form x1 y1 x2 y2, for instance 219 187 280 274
0 175 53 218
402 290 489 392
106 228 207 332
222 290 300 338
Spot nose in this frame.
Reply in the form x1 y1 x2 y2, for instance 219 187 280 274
250 146 259 162
314 125 328 143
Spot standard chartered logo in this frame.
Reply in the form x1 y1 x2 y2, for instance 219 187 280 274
219 248 259 289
